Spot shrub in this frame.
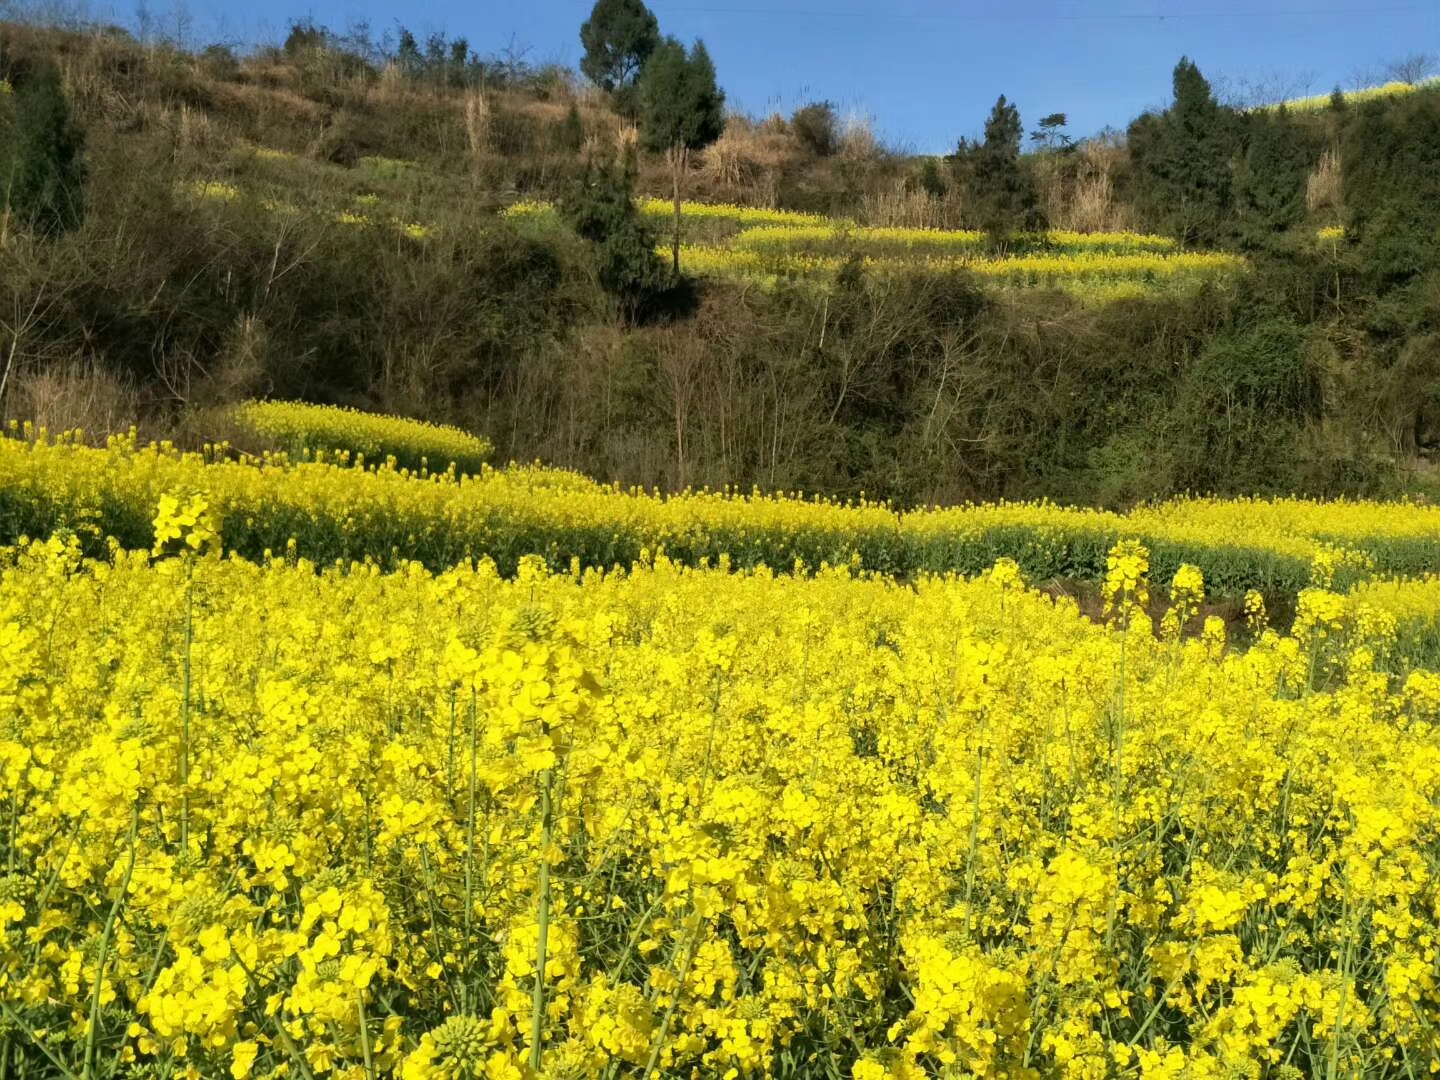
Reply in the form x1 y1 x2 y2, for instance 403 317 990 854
560 160 673 323
791 101 838 157
1 58 85 238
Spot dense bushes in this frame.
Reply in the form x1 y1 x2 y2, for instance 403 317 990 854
0 55 85 237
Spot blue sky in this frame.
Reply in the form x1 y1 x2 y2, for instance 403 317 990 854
83 0 1440 152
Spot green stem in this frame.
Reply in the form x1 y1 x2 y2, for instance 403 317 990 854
356 997 375 1080
6 783 18 875
0 1001 79 1080
529 764 555 1075
1106 630 1126 954
179 564 194 853
84 805 139 1080
1327 875 1353 1080
641 927 702 1080
463 689 478 1013
963 731 985 936
699 670 723 804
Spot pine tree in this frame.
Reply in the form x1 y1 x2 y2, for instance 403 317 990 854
1128 57 1237 246
1234 109 1322 245
637 37 725 273
559 157 672 324
2 60 85 239
966 95 1041 245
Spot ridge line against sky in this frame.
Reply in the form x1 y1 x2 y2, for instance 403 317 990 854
20 0 1438 152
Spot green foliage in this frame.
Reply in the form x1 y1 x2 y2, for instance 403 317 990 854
1233 110 1323 245
1 58 84 238
915 157 947 199
283 21 327 55
1030 112 1071 151
637 38 725 155
1173 319 1320 490
791 101 839 157
560 160 673 323
555 103 585 153
579 0 660 94
959 95 1042 244
1343 91 1440 287
1128 58 1237 247
4 23 1440 514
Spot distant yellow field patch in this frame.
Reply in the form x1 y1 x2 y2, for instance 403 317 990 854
178 179 241 202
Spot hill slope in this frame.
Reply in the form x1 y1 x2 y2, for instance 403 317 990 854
1 19 1439 506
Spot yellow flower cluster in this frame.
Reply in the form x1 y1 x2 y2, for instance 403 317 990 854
505 197 1228 301
732 224 1178 257
6 428 1440 595
1269 77 1440 113
669 243 1243 300
634 197 831 228
731 224 988 253
178 179 242 203
2 526 1439 1077
228 401 492 475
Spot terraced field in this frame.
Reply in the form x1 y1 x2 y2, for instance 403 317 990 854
504 199 1247 301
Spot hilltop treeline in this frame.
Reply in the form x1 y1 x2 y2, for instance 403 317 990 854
1 13 1439 506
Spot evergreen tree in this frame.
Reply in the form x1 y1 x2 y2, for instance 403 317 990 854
395 29 422 77
966 95 1041 245
2 60 85 239
1233 109 1323 245
1343 92 1440 285
580 0 660 116
555 103 585 153
559 157 672 324
1128 57 1237 246
637 37 725 273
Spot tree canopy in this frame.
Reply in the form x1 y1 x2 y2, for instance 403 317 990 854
964 95 1042 243
579 0 660 93
637 37 725 155
1128 57 1236 247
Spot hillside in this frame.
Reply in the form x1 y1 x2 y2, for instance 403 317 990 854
1 18 1439 507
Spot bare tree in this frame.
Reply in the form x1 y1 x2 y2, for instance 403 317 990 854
1213 68 1316 109
1384 52 1437 85
0 292 48 409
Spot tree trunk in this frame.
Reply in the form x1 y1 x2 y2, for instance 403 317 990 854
670 145 686 275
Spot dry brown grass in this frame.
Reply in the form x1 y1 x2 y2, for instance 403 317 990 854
211 80 326 124
3 360 139 440
1307 148 1343 212
859 179 964 229
837 113 880 162
465 89 491 166
693 117 794 205
1045 136 1129 232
